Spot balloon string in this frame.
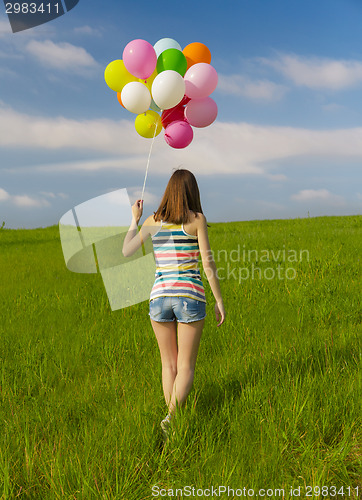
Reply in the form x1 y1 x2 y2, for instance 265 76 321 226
140 114 161 202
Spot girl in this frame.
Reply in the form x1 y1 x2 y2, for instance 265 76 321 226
122 169 225 440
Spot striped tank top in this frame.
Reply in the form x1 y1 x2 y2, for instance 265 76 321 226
150 220 206 302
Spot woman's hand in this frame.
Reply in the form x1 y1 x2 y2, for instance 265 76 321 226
132 199 143 223
215 301 225 326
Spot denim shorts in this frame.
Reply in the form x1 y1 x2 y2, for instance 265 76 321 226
149 296 206 323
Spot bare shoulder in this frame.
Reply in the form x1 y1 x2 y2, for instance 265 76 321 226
141 215 160 238
182 211 201 236
193 212 207 230
194 212 206 223
143 214 159 226
186 212 207 238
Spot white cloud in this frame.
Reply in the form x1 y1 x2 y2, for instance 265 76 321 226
38 191 68 199
102 186 159 206
1 105 362 179
322 103 346 112
25 39 98 71
267 173 287 181
0 188 10 201
256 200 285 211
0 188 50 207
0 15 56 44
0 67 17 79
12 194 50 207
3 157 149 175
39 191 56 198
218 74 287 100
262 53 362 90
291 189 344 206
0 18 12 37
0 105 139 153
73 25 102 37
126 187 159 205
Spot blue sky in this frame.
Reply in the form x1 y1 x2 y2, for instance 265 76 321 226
1 0 361 228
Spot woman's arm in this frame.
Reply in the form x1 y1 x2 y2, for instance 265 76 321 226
196 213 225 326
122 200 151 257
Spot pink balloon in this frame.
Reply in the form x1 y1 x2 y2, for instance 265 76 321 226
164 120 193 149
185 97 218 128
123 39 157 80
184 63 218 99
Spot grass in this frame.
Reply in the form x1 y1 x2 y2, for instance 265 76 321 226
0 215 361 499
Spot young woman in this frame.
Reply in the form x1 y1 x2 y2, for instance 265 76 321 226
122 169 225 440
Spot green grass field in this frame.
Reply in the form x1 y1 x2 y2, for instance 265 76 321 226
0 215 361 499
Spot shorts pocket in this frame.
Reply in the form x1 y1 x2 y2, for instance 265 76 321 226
149 297 163 315
180 298 205 319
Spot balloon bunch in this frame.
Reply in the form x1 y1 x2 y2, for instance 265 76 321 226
104 38 218 149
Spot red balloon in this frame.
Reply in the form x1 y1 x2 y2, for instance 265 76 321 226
161 104 186 128
180 95 191 106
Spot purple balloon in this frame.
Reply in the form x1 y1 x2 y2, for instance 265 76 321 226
123 39 157 80
185 97 218 128
164 120 193 149
184 63 218 99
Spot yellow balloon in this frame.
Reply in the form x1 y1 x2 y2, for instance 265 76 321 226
104 60 137 92
139 68 158 92
135 110 162 138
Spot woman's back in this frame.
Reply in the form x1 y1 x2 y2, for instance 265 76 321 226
147 210 199 236
150 212 206 302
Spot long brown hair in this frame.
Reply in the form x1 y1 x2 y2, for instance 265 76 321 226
153 169 203 224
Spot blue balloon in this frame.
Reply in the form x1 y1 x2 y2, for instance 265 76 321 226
153 38 182 58
150 99 161 112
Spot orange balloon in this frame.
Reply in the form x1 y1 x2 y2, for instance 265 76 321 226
117 92 125 108
183 42 211 69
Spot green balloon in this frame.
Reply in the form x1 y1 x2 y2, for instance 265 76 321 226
156 48 187 76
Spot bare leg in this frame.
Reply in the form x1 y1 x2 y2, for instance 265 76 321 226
168 318 205 415
151 319 178 407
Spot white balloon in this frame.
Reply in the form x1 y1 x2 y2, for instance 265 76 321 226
121 82 151 114
151 70 185 110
